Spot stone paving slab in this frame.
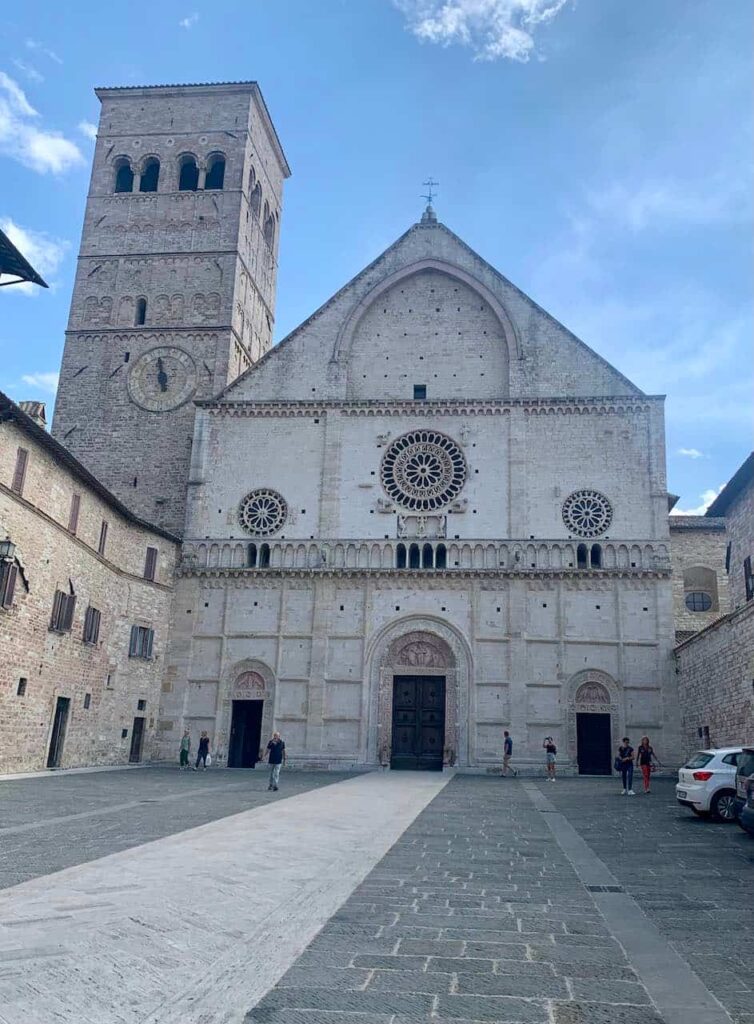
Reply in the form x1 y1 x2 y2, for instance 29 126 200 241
0 771 448 1024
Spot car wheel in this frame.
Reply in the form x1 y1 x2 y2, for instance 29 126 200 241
711 790 738 822
692 807 710 817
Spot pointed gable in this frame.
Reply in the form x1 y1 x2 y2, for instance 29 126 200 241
214 213 643 405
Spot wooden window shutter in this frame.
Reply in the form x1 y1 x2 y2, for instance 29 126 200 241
129 625 139 656
98 520 108 555
69 494 81 534
144 546 157 581
1 563 17 608
745 556 754 602
51 590 64 629
62 594 76 631
11 448 28 495
145 628 154 659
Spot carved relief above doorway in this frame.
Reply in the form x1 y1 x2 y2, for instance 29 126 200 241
566 669 622 771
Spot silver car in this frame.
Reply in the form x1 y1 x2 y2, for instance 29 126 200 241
675 747 743 822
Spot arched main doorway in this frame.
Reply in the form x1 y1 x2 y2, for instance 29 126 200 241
566 670 621 775
225 665 275 767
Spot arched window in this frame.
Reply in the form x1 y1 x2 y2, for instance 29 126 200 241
435 543 447 569
247 543 257 568
134 297 147 326
577 543 588 569
263 213 275 249
139 157 160 193
250 181 262 217
114 158 134 193
590 544 602 569
248 166 256 194
396 543 406 569
683 566 719 611
178 154 199 191
409 543 421 569
422 543 434 569
205 153 225 190
258 543 270 568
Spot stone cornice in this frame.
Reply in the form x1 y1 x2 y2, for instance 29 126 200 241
177 567 670 583
199 396 659 418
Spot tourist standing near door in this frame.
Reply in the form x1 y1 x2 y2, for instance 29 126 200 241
194 731 210 771
266 731 286 791
179 729 191 770
636 736 657 794
502 731 518 777
617 737 635 795
543 737 557 781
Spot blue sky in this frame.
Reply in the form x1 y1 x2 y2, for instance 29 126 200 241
0 0 751 512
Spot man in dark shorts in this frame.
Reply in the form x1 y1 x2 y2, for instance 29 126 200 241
502 730 518 777
266 731 286 791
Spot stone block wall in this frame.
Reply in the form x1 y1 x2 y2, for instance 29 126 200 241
668 517 729 637
0 416 177 774
724 479 754 610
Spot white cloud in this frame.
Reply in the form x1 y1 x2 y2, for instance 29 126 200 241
670 485 724 517
25 39 62 65
677 448 705 459
179 13 199 28
0 71 83 174
0 217 69 294
585 176 752 233
20 371 59 395
393 0 568 61
11 59 43 83
78 120 97 141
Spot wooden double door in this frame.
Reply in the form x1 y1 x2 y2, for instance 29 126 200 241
391 675 445 771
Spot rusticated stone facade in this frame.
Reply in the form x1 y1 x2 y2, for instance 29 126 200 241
0 396 178 774
668 515 729 641
52 82 290 536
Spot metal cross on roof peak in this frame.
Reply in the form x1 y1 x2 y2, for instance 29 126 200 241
421 177 439 207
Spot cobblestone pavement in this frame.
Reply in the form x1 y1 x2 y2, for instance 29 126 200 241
0 766 352 889
246 775 751 1024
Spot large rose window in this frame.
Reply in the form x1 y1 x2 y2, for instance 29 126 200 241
238 489 288 536
380 430 467 511
562 489 613 537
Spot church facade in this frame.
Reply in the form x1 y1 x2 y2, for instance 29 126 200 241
4 80 690 775
155 207 680 773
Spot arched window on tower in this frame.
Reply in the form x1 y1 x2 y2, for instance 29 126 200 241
114 158 134 193
263 212 275 249
139 157 160 193
577 543 588 569
248 166 256 195
178 154 199 191
205 153 225 190
134 297 147 326
250 182 262 218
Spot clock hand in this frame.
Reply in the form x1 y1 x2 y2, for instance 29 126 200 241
156 356 169 393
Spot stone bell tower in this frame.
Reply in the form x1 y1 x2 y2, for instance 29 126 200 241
52 82 290 535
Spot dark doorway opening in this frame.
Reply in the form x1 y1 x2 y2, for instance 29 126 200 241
47 696 70 768
129 716 145 763
228 700 264 767
576 712 612 775
391 675 445 771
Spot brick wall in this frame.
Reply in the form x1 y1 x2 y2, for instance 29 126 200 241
0 417 177 774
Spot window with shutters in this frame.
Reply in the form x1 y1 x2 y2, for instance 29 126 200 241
745 556 754 603
129 625 154 659
98 520 108 556
144 546 158 581
50 589 76 633
0 561 18 609
83 606 101 645
11 448 28 495
68 493 81 534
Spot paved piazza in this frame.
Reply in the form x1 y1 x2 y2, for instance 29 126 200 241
0 769 751 1024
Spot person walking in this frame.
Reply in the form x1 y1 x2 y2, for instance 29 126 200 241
543 737 557 782
617 737 635 794
266 731 286 791
194 731 210 771
636 736 658 794
179 729 191 770
502 731 518 777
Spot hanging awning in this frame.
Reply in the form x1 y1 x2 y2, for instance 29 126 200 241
0 228 48 288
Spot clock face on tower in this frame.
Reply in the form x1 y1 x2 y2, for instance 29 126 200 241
128 347 197 412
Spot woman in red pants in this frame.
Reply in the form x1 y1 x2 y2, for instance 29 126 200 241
636 736 658 793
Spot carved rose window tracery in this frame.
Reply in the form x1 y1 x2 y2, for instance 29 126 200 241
380 430 467 512
238 489 288 536
562 489 613 538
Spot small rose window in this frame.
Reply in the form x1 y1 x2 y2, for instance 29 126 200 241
238 489 288 536
562 489 613 538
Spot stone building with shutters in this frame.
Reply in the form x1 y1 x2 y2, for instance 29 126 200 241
156 203 682 774
0 393 178 774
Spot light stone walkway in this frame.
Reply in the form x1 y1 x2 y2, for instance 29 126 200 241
0 771 449 1024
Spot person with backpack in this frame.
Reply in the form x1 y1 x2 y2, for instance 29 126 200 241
502 731 518 777
616 737 635 794
543 737 557 782
636 736 658 794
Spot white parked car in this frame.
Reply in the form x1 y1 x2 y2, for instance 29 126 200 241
676 747 743 822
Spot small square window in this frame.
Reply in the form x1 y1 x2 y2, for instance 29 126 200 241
106 673 114 689
17 677 27 696
413 384 427 400
84 693 91 709
137 699 146 711
121 728 128 739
